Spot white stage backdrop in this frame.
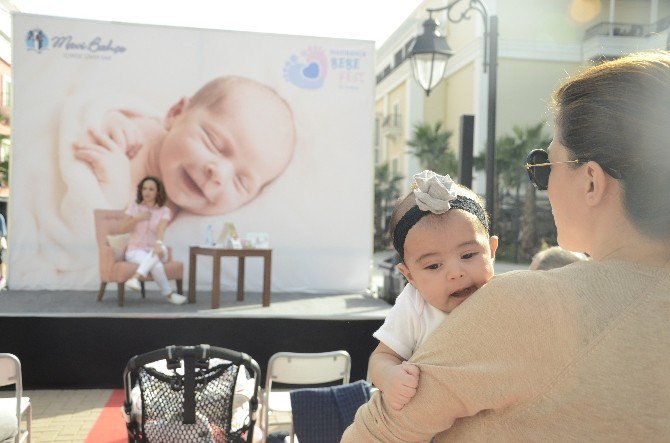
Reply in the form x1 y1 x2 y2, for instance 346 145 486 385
10 14 374 293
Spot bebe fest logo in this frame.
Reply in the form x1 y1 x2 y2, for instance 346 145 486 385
283 47 328 89
329 49 367 90
49 35 127 56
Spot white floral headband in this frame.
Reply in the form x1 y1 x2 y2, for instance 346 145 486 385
412 169 458 213
393 170 489 260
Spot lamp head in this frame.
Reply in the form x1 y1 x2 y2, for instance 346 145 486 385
408 18 453 96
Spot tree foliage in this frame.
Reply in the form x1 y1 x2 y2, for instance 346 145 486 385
475 122 552 262
0 134 8 187
374 163 403 251
407 122 457 176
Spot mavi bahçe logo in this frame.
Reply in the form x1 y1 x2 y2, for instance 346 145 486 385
26 28 49 52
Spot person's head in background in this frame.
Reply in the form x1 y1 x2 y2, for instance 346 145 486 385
389 171 498 314
543 51 670 260
158 76 297 215
529 246 589 271
135 176 167 207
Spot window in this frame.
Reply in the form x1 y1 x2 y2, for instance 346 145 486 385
0 137 10 164
405 39 414 55
394 49 403 67
393 103 400 127
374 117 380 146
2 75 11 108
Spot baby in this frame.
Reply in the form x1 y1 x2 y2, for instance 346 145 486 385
65 76 296 216
369 170 498 410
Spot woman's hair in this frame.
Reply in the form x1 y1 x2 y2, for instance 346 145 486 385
552 50 670 239
135 176 167 207
389 183 489 255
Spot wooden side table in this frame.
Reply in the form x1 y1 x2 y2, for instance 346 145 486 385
188 246 272 308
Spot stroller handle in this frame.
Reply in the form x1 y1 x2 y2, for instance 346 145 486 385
126 344 253 371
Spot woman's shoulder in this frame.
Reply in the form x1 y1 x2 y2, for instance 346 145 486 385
472 262 591 305
474 259 661 306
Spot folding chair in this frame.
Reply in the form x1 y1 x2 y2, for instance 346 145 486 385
261 351 351 442
123 345 261 443
0 354 31 443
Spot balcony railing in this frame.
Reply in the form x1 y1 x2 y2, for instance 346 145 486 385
583 15 670 61
584 15 670 40
381 114 402 139
382 114 402 129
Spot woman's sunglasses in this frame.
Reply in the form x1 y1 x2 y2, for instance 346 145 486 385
524 149 621 191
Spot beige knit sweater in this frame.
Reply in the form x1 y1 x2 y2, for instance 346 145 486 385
342 259 670 442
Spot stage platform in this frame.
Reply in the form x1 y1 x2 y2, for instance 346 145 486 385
0 289 389 389
0 260 528 389
0 288 391 319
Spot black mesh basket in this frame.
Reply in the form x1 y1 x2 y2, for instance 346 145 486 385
123 345 261 443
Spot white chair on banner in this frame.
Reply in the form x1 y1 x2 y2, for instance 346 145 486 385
261 351 351 443
0 354 31 443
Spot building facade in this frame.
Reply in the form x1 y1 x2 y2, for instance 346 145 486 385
375 0 670 195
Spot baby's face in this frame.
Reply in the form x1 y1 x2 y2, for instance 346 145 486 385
159 85 295 215
398 210 498 313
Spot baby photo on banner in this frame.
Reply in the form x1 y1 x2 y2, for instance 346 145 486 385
10 14 374 294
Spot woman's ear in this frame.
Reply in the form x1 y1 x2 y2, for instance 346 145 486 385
584 161 611 207
164 97 190 130
396 262 414 285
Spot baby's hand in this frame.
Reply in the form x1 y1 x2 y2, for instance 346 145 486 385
73 128 131 208
99 110 143 158
381 361 420 410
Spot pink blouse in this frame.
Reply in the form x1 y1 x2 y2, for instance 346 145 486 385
124 202 172 252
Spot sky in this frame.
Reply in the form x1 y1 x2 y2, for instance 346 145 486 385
11 0 424 47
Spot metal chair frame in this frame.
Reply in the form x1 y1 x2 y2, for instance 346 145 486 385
261 351 351 442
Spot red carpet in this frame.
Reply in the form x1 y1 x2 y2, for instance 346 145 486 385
85 389 127 443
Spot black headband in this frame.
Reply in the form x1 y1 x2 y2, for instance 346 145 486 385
392 195 489 261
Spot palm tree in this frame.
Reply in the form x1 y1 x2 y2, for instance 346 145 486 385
475 122 551 261
407 122 458 176
512 123 552 261
374 164 403 251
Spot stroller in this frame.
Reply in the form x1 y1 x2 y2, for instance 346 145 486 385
123 344 261 443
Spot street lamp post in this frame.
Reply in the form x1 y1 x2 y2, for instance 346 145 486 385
408 0 498 233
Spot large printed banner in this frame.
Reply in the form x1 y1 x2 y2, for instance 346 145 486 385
10 14 374 293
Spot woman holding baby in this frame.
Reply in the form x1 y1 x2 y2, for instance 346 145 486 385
343 51 670 441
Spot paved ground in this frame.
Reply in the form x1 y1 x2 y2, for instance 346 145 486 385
23 389 112 442
21 388 292 442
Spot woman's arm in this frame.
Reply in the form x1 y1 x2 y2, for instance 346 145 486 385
153 218 169 258
342 272 578 441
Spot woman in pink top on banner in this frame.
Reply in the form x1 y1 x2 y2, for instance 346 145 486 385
120 176 187 305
